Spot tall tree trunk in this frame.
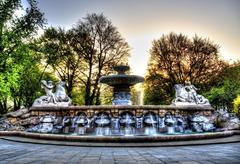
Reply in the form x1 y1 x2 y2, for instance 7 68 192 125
13 98 21 111
95 87 101 105
66 80 73 98
90 66 102 105
90 80 99 105
0 22 4 53
0 102 4 114
13 99 17 111
85 61 93 105
0 98 8 114
39 63 48 82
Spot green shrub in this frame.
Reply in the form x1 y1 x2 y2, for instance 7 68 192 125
233 95 240 116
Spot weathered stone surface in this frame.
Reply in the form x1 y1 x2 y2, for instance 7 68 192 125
222 117 240 130
7 125 25 131
0 112 40 132
212 110 240 130
0 117 10 131
30 117 41 125
19 117 35 126
20 113 31 119
30 105 214 111
27 115 58 133
8 117 18 125
0 117 25 131
6 108 29 118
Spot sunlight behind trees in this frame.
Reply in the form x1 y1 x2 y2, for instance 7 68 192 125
144 33 227 105
39 13 130 105
0 0 239 115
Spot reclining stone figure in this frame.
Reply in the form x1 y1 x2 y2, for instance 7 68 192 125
33 80 71 106
172 82 210 106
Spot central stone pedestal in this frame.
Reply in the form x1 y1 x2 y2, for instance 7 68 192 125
113 85 132 105
113 91 132 105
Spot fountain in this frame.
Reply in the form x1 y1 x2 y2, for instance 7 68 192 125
26 67 219 136
0 65 239 144
99 65 144 105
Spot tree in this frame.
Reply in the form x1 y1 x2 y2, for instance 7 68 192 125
0 0 45 113
9 43 57 109
39 27 82 98
69 13 130 105
39 13 130 105
144 33 226 105
204 62 240 111
9 45 40 109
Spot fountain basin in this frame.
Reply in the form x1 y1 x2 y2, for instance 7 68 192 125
26 105 217 136
99 75 144 86
0 130 239 145
99 65 144 105
2 105 239 145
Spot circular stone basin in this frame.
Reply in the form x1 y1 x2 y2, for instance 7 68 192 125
3 105 240 146
0 130 239 146
99 75 144 86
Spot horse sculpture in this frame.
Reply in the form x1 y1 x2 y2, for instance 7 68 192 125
172 83 210 106
172 84 189 103
33 80 71 106
55 81 71 102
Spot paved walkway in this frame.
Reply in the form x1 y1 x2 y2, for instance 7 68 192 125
0 139 239 164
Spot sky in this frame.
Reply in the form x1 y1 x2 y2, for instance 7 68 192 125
23 0 240 76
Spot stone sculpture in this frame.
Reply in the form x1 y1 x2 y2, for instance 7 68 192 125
172 82 210 106
27 115 58 133
32 80 71 106
215 109 240 130
190 114 215 132
55 81 70 102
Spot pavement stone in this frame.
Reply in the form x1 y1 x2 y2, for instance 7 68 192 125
0 139 239 164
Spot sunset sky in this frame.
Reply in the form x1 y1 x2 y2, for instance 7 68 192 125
24 0 240 76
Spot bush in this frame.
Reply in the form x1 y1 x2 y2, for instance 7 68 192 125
233 95 240 116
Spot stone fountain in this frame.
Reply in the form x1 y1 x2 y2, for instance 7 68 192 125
26 66 218 135
0 65 239 144
99 65 144 105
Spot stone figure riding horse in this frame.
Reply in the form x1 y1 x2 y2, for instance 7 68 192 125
172 84 210 105
33 80 71 106
172 84 189 103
